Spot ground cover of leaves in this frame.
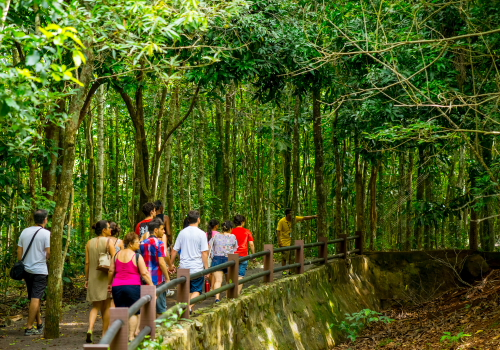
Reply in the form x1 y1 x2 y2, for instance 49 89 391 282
334 269 500 350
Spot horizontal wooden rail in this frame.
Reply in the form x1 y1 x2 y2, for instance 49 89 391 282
128 295 151 317
156 276 186 295
274 245 300 253
238 270 271 284
304 241 326 248
128 326 151 350
240 249 271 262
190 283 236 304
84 232 365 350
190 260 235 279
273 263 301 273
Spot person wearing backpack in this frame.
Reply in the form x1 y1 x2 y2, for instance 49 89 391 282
17 209 51 336
108 232 153 342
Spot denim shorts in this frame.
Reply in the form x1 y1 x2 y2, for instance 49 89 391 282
211 256 229 274
190 277 204 293
239 260 249 277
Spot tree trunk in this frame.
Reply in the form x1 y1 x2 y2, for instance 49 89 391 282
95 85 105 221
222 91 231 219
312 88 327 237
45 50 95 338
405 150 413 250
355 141 365 235
291 97 301 238
85 113 95 228
369 161 379 250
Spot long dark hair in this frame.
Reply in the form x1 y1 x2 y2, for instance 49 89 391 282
207 219 220 241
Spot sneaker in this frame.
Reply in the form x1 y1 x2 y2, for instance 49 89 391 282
25 328 43 336
215 299 221 303
282 271 287 276
86 331 93 344
37 323 44 332
166 289 174 297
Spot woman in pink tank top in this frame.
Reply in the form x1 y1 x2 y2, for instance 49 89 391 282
108 232 153 342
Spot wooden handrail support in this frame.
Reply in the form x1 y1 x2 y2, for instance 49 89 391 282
110 308 128 350
140 285 156 339
355 231 364 255
263 245 274 283
295 240 304 274
177 269 191 320
318 237 328 263
227 254 240 298
339 234 348 259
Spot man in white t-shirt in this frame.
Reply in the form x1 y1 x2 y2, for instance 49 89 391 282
170 210 209 312
17 209 51 336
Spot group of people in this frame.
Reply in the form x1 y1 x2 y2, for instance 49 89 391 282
16 203 316 342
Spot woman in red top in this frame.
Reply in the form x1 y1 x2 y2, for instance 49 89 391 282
108 232 153 342
232 214 255 293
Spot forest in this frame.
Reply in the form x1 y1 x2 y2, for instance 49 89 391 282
1 0 499 340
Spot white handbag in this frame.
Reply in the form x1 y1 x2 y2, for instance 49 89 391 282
96 237 111 272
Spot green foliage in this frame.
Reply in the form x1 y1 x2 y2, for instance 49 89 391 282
138 304 188 350
440 331 471 344
330 309 394 342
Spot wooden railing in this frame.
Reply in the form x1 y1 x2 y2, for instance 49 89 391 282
82 232 364 350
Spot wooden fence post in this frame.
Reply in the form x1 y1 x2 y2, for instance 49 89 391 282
355 231 364 255
263 244 274 283
319 237 328 263
109 308 128 350
140 285 156 339
177 269 191 320
339 234 348 259
227 254 240 299
294 240 304 274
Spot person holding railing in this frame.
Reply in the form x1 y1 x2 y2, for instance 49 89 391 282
169 210 210 314
208 220 238 303
232 214 255 293
277 208 318 276
107 232 153 342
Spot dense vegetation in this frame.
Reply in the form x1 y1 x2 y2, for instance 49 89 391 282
1 0 499 338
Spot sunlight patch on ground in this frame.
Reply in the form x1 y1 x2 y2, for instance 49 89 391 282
60 322 86 326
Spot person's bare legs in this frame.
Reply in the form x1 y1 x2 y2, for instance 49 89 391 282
135 315 141 336
101 298 112 334
213 271 223 300
88 301 100 332
129 315 138 341
26 298 40 329
189 292 200 311
238 276 244 294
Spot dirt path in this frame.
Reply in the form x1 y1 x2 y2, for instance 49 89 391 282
0 262 312 350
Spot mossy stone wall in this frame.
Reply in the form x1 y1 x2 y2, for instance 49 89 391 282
157 257 379 350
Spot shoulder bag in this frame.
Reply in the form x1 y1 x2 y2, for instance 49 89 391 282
96 237 111 272
10 227 43 280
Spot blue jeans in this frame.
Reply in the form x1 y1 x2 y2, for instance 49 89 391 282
239 260 249 277
156 282 167 314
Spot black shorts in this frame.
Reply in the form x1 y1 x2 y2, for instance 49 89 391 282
112 285 141 315
24 273 47 300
